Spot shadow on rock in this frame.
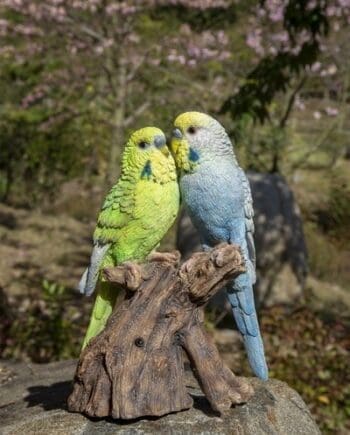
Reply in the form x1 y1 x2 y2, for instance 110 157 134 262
24 381 73 411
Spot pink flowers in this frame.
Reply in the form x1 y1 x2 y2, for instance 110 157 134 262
21 85 49 109
245 0 350 59
324 106 339 116
246 29 264 56
167 28 231 66
163 0 229 9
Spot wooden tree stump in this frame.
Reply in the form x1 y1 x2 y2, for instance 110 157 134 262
67 243 254 420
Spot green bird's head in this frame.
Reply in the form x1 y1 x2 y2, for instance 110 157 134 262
122 127 175 181
170 112 233 173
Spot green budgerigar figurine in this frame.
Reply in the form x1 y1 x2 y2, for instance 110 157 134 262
79 127 180 348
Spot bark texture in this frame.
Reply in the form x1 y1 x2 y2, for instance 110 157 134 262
68 243 254 420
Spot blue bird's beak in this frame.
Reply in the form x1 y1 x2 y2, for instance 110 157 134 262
154 135 169 157
172 128 183 139
170 128 184 158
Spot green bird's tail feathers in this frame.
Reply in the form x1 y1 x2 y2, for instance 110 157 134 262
82 281 118 349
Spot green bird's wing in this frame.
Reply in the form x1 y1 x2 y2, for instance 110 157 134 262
94 179 135 244
81 179 136 348
82 171 179 349
78 242 110 296
79 182 133 296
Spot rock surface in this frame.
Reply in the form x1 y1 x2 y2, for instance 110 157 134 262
0 359 320 435
177 172 308 308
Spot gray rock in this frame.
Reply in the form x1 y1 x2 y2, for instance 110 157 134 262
0 359 320 435
177 172 308 308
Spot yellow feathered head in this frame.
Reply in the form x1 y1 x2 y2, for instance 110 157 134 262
121 127 175 181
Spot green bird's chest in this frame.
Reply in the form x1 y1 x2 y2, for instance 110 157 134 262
110 179 179 264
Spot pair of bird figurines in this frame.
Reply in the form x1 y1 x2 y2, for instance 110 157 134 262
79 111 268 381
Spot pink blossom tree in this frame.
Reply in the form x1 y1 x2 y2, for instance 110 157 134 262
0 0 231 184
222 0 350 172
1 0 348 194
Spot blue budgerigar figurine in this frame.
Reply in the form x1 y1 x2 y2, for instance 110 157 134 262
170 111 268 380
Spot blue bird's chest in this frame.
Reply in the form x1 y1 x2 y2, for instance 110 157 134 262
180 163 244 245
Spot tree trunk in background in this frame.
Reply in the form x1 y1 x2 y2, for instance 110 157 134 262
107 59 127 186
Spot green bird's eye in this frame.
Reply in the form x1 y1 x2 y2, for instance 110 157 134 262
187 126 196 134
138 141 148 149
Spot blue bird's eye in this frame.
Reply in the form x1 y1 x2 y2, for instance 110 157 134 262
187 126 196 134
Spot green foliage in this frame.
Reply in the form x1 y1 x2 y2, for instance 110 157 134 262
0 59 94 205
0 287 12 357
221 0 329 123
283 0 329 38
221 47 314 122
0 0 348 202
210 303 350 433
151 3 238 32
42 279 65 298
260 306 350 433
303 175 350 288
320 177 350 241
3 281 82 362
0 112 90 205
305 222 338 281
233 114 288 172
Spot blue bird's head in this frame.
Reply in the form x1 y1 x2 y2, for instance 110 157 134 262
170 111 233 173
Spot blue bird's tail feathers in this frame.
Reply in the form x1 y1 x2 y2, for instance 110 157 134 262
227 272 268 381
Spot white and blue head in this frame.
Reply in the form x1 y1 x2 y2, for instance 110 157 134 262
170 111 234 173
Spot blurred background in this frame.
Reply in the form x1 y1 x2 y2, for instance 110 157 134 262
0 1 349 432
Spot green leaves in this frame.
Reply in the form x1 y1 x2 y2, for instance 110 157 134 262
221 0 330 124
260 305 350 433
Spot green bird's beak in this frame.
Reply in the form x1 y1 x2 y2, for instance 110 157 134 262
154 135 169 157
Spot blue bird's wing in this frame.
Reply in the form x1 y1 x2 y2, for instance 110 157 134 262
239 168 256 283
227 170 268 380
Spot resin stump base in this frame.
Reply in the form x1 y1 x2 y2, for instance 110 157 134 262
67 243 254 420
